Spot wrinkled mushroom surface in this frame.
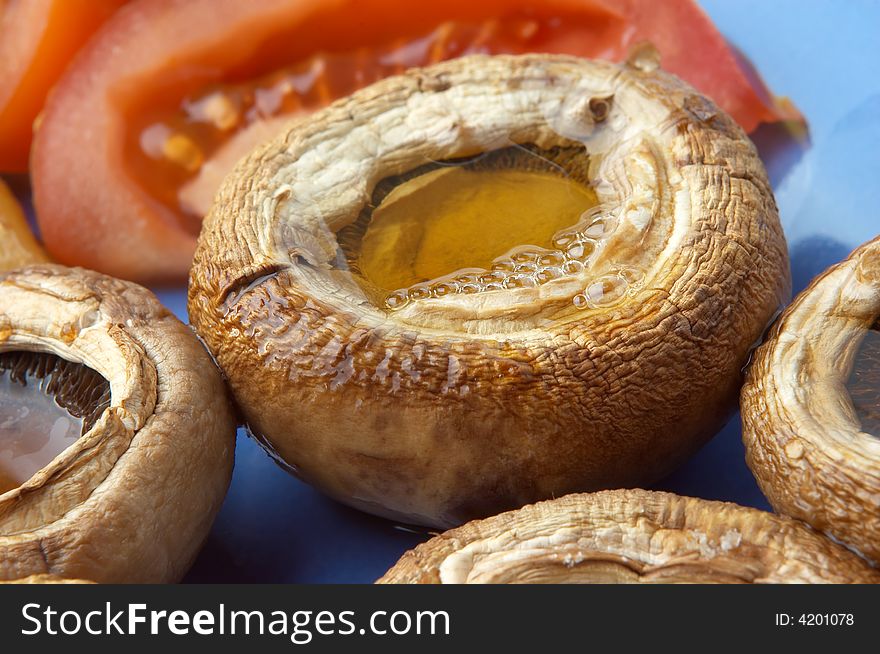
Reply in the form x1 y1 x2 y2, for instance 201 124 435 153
0 574 93 584
0 265 235 583
379 489 879 583
190 54 789 528
741 235 880 564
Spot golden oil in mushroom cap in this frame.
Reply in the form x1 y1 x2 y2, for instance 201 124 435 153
0 351 110 494
335 144 641 312
846 322 880 436
359 165 594 292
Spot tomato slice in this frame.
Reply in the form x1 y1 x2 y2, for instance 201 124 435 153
0 0 127 172
32 0 801 283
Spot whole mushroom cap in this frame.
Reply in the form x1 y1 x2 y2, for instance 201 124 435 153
741 235 880 564
0 265 235 583
189 54 790 528
379 489 879 583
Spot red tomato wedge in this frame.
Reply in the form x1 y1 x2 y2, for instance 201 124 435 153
0 0 127 172
32 0 801 283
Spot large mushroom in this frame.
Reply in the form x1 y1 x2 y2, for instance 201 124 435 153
741 236 880 564
0 265 235 582
189 54 790 528
379 490 879 583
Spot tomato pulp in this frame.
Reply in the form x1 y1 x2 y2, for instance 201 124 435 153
32 0 801 283
0 0 127 171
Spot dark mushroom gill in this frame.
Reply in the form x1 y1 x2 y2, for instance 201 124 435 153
847 321 880 436
0 351 111 493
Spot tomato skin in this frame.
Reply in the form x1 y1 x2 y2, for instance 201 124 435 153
32 0 798 284
0 0 126 172
615 0 800 130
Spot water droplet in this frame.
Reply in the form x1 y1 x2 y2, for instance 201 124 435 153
584 275 628 307
535 267 563 284
514 261 537 274
626 42 661 73
583 217 614 239
552 232 578 249
538 252 565 267
431 282 457 297
511 250 538 264
479 271 506 285
491 260 516 272
385 293 407 310
460 284 480 294
408 286 431 301
566 240 595 261
562 260 584 275
578 206 605 224
572 294 588 309
503 274 537 289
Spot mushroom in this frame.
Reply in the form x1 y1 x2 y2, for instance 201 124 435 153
0 574 93 584
379 489 879 583
189 54 790 528
1 265 235 582
741 235 880 564
0 179 48 271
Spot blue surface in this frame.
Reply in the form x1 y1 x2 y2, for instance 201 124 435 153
104 1 880 582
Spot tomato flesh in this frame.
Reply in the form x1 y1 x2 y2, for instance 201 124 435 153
128 15 625 225
0 0 126 172
32 0 801 283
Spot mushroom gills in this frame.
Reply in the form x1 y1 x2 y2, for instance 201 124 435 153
336 144 615 310
846 321 880 436
0 351 110 493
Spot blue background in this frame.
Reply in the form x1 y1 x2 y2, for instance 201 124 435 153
91 0 880 582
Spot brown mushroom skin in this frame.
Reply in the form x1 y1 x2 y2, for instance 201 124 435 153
379 490 879 584
0 265 235 583
742 236 880 564
189 54 790 528
0 574 93 584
